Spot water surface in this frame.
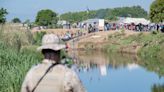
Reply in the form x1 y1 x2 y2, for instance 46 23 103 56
68 51 164 92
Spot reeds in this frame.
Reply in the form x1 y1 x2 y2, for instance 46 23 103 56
0 23 42 92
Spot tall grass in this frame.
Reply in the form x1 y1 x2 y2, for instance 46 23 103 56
0 24 43 92
0 23 33 51
0 41 42 92
0 23 68 92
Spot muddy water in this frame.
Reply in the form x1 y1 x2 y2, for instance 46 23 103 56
68 51 164 92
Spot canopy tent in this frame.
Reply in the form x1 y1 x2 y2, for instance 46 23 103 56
82 19 103 25
120 18 150 25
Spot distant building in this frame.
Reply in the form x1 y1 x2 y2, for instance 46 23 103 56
82 19 105 31
57 20 70 29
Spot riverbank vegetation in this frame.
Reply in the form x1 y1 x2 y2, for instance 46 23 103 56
0 1 163 91
0 24 69 92
0 24 43 92
104 31 164 59
150 0 164 23
0 24 164 91
103 31 164 76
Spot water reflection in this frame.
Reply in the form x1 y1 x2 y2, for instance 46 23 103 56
67 51 164 92
68 51 140 74
152 84 164 92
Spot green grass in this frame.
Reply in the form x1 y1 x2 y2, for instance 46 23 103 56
0 24 44 92
106 31 164 57
0 41 42 92
103 44 119 53
104 31 164 76
0 24 69 92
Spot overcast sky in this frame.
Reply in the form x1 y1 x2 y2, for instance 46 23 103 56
0 0 154 22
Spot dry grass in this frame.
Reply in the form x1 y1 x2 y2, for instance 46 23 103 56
32 28 81 36
0 23 33 51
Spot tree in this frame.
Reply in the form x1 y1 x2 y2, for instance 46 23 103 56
35 9 58 27
60 6 148 22
12 17 21 23
150 0 164 23
0 8 8 24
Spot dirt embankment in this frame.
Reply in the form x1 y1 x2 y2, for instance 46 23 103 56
31 28 151 54
75 30 144 54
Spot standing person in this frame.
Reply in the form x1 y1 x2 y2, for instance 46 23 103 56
88 24 93 33
21 34 86 92
157 24 159 31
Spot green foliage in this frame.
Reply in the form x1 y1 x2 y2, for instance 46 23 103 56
12 17 21 23
113 6 147 18
150 0 164 23
152 84 164 92
20 45 43 60
105 32 164 76
95 9 108 18
103 44 119 53
0 8 8 24
60 6 148 23
106 32 164 59
35 9 58 27
33 31 46 45
140 45 160 58
60 11 96 23
0 24 43 91
0 41 42 92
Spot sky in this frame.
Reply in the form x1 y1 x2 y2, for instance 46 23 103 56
0 0 154 22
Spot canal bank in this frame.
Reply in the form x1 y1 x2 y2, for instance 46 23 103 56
75 31 164 60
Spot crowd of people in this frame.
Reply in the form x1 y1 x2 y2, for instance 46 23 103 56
60 22 164 42
104 23 164 32
61 30 85 41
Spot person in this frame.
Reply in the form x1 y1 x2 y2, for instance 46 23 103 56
88 24 93 33
21 34 86 92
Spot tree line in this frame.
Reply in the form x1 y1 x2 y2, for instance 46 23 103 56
0 0 163 26
60 6 148 23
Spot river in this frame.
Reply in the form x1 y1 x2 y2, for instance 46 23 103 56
67 51 164 92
